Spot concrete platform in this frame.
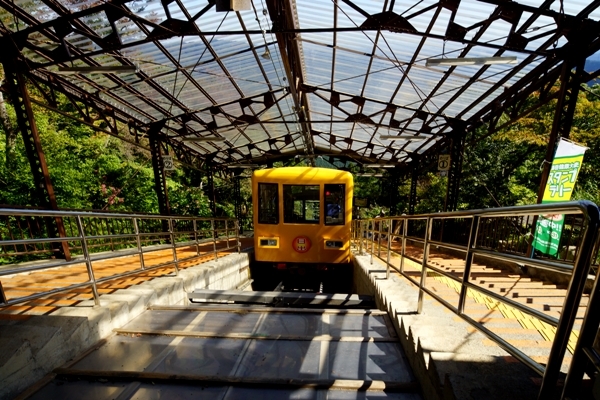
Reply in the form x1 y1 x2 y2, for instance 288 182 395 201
0 252 251 400
23 305 422 399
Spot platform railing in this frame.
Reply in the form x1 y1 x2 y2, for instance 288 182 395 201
0 208 240 307
352 201 600 399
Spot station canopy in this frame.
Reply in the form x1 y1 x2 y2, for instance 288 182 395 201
1 0 599 172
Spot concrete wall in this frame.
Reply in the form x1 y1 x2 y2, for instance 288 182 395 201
352 253 541 400
0 252 251 400
352 253 377 297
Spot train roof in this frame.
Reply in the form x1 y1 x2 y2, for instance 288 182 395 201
252 167 353 183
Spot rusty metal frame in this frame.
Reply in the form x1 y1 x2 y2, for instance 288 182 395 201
2 60 71 260
148 121 171 216
444 128 466 212
0 0 598 184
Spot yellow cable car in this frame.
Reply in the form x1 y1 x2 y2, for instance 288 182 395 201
252 167 353 268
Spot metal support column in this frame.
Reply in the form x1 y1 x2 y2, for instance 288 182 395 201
147 121 170 216
444 128 466 212
233 171 243 233
206 165 217 217
388 171 400 216
2 61 71 260
408 160 419 215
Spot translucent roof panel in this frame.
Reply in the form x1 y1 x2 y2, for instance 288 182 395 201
0 0 598 169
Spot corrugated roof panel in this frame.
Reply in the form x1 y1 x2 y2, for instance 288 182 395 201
329 122 354 136
9 0 59 23
220 53 268 97
352 127 376 143
297 2 333 30
248 42 287 89
479 19 520 47
202 36 254 61
124 0 173 23
393 69 447 108
313 135 331 148
350 141 367 153
389 107 416 121
307 93 334 113
359 105 387 122
426 8 452 37
119 43 170 75
123 91 169 117
302 42 335 87
151 73 207 110
174 88 212 112
267 123 292 138
189 68 238 104
96 91 157 122
110 22 145 47
374 30 422 60
362 62 405 102
336 0 385 24
394 0 438 15
2 0 599 169
455 2 498 39
332 52 372 94
335 30 379 56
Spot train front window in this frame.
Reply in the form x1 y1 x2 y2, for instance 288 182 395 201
325 184 345 226
283 185 320 224
258 183 279 224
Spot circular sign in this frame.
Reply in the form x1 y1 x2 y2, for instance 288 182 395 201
292 236 311 253
438 154 451 171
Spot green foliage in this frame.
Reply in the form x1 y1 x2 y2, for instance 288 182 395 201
2 77 600 220
0 85 216 216
415 173 446 213
353 83 600 215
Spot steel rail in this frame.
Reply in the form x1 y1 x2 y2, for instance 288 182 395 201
355 200 600 398
0 208 239 307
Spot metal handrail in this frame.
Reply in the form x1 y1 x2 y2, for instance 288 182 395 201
352 200 600 400
0 208 240 308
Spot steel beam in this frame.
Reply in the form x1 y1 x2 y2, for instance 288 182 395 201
2 62 71 260
233 171 243 233
388 171 401 216
409 160 419 215
266 0 315 164
444 129 466 212
206 164 217 217
147 121 171 216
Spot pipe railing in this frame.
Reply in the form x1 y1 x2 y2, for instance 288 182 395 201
0 208 240 308
352 201 600 399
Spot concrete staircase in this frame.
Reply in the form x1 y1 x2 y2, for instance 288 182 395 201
353 243 588 400
0 249 252 399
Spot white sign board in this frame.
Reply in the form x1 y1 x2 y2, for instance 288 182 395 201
163 155 175 171
438 155 451 171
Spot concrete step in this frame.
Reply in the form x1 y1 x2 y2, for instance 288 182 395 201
466 326 545 341
0 314 91 399
473 280 561 290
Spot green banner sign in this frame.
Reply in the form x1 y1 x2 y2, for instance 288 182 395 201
533 138 587 257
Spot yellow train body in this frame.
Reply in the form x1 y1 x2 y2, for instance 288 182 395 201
252 167 353 265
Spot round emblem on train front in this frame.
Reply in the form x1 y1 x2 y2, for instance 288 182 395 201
292 236 311 253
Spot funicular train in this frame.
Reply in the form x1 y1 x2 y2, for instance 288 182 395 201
251 167 353 288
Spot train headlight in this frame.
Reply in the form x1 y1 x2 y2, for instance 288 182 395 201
324 240 344 249
258 237 279 248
